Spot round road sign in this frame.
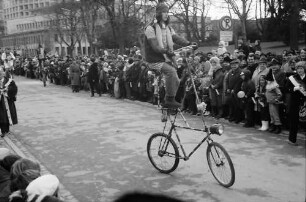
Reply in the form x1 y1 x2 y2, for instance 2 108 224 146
220 16 232 31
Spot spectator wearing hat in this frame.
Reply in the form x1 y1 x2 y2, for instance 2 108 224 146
270 58 287 124
221 56 232 118
252 57 270 88
87 58 101 97
239 69 256 127
265 69 283 134
285 61 306 146
225 59 244 123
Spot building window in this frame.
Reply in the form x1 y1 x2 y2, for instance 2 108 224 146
40 3 44 7
34 3 38 8
45 2 49 7
25 12 29 16
20 12 24 16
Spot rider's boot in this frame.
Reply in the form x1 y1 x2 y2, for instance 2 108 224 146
163 96 181 109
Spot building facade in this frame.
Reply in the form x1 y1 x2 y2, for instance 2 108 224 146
0 0 91 57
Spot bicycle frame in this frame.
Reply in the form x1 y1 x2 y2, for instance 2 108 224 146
161 108 214 161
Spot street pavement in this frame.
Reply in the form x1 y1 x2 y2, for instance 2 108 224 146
2 76 305 202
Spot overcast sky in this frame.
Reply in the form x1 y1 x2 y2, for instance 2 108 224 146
207 0 257 20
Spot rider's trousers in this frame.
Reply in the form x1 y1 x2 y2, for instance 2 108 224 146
160 63 180 97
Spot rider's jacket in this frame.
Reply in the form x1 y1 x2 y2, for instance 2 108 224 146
144 24 167 63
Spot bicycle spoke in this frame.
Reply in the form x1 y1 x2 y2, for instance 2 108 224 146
207 142 235 187
147 133 180 174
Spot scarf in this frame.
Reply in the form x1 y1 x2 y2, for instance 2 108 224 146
155 23 174 51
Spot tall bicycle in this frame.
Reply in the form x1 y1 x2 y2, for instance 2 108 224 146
146 46 235 188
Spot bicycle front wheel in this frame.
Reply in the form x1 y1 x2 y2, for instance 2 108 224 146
147 133 179 174
206 142 235 188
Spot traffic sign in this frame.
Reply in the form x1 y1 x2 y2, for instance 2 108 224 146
220 16 232 31
220 31 233 42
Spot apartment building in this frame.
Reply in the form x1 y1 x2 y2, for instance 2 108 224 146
1 0 91 57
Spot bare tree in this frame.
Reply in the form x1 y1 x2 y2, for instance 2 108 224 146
36 1 84 56
97 0 146 53
79 0 100 55
224 0 253 42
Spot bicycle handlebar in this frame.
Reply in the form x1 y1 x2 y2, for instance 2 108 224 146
173 45 197 55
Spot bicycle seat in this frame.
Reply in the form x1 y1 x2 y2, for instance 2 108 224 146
161 107 178 115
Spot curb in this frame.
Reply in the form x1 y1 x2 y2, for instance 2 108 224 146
2 133 79 202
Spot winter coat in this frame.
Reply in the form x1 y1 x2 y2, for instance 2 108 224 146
0 77 18 125
69 63 81 86
241 69 256 99
225 68 242 94
87 62 100 82
211 67 224 91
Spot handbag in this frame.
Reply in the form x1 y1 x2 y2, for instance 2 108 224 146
299 101 306 122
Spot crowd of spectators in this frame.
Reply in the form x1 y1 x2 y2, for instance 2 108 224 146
0 40 305 201
3 40 306 143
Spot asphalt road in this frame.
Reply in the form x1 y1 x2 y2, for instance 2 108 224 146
8 76 306 202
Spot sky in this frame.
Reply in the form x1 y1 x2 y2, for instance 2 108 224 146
206 0 257 20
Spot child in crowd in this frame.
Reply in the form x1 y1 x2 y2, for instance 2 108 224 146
255 75 270 131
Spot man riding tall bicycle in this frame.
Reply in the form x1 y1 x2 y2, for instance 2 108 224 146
144 0 197 109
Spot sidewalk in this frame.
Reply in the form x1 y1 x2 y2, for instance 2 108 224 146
0 133 79 202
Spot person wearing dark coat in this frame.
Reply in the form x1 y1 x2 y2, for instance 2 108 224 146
239 69 256 127
285 61 306 146
87 58 101 97
0 70 18 137
225 59 244 123
210 66 225 118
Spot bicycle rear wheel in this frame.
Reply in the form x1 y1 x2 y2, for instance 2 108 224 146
147 133 179 174
206 142 235 188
